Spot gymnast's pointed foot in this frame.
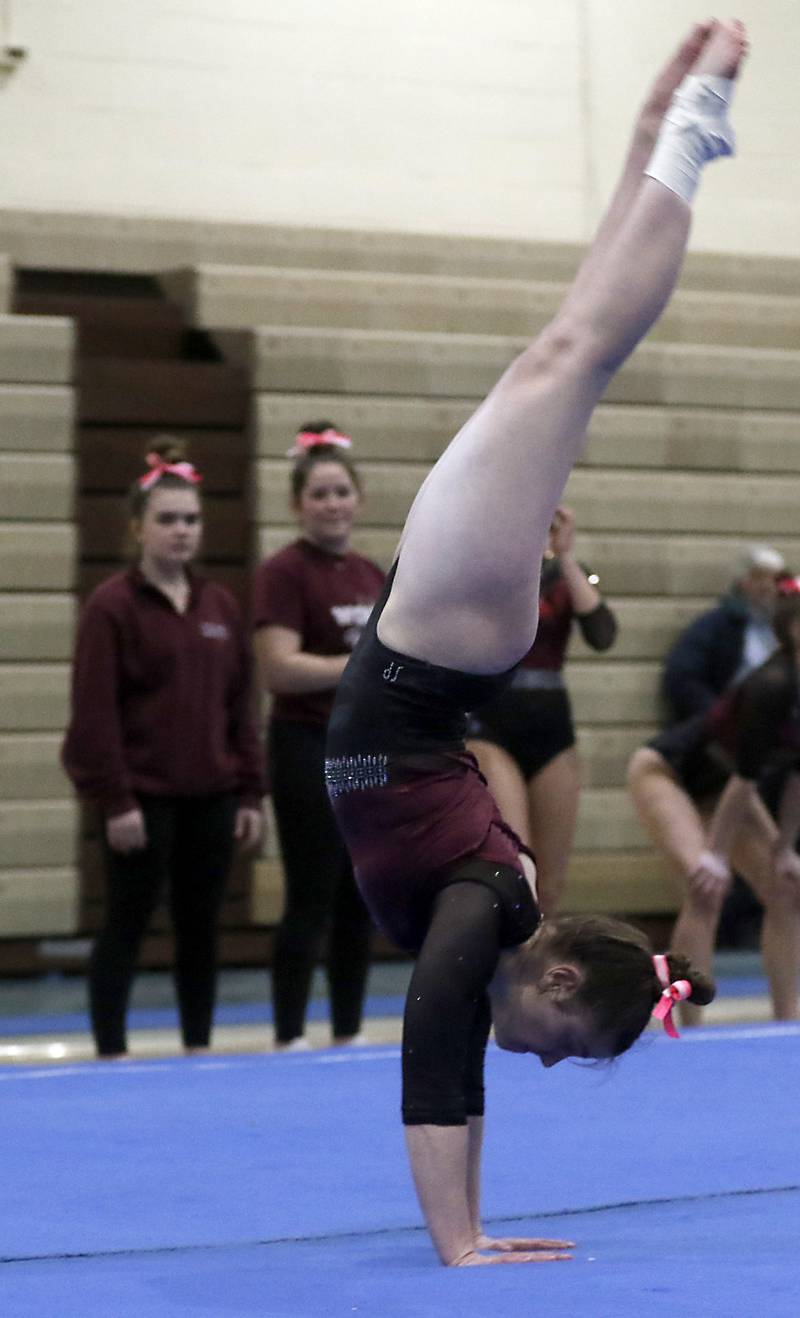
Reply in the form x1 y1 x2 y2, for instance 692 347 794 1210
644 19 748 204
690 16 749 78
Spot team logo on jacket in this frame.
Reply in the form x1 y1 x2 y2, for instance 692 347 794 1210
331 603 374 650
200 621 230 640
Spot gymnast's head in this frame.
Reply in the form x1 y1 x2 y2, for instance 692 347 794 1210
490 915 715 1066
288 420 363 554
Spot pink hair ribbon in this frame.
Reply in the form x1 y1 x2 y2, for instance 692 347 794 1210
138 453 203 491
287 428 353 458
651 953 692 1040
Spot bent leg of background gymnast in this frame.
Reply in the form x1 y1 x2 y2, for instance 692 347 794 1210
379 21 746 678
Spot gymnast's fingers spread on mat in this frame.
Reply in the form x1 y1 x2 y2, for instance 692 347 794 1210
456 1249 572 1266
477 1234 575 1252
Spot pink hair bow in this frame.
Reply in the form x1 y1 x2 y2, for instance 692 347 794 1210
651 953 692 1039
138 453 203 491
287 428 353 457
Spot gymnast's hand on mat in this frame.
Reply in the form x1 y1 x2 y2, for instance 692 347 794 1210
454 1236 574 1265
105 807 147 854
475 1232 574 1255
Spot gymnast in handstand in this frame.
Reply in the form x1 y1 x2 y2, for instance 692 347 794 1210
325 20 747 1267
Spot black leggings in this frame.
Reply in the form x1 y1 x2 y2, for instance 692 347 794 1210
269 720 372 1042
90 793 237 1056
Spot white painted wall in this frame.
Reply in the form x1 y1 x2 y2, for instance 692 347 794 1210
0 0 797 254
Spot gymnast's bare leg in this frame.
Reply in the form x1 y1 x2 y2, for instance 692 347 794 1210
379 21 747 679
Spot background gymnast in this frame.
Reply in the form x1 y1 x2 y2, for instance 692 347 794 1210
467 504 617 916
325 20 746 1266
628 588 800 1026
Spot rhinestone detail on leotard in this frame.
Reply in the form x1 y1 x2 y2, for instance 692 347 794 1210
325 753 389 798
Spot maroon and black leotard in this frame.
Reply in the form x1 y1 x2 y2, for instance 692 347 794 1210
326 564 540 1125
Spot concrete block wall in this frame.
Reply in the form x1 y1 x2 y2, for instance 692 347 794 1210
0 301 78 937
0 2 797 256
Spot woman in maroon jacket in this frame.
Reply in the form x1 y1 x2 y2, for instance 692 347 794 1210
62 439 264 1058
467 505 616 916
253 423 384 1049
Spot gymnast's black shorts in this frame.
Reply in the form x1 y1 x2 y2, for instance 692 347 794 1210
467 687 576 780
647 714 732 802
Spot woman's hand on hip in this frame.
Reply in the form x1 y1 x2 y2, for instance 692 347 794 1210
106 808 147 854
235 806 263 852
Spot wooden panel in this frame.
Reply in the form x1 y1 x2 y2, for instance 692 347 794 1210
0 798 78 867
0 524 77 590
578 534 800 598
256 394 800 476
576 725 658 788
14 292 186 360
0 315 74 384
569 663 662 725
252 858 284 926
574 786 650 850
180 263 800 350
561 851 678 916
0 594 76 661
255 392 472 462
257 527 800 597
570 598 712 663
79 360 249 426
0 664 71 731
251 327 800 411
563 468 800 537
3 211 800 292
0 384 75 452
256 459 800 539
251 325 514 397
0 733 71 799
0 254 9 315
0 453 74 520
0 867 79 936
583 404 800 476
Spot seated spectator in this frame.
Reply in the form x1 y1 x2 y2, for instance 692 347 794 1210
662 543 786 945
662 543 785 723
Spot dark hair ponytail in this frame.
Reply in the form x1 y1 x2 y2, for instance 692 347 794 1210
545 915 715 1056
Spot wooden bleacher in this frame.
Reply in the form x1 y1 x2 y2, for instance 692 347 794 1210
1 212 800 958
0 282 78 952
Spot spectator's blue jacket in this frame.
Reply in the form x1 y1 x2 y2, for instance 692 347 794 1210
661 592 751 723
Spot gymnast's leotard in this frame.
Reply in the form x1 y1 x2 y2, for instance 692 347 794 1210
326 564 540 1124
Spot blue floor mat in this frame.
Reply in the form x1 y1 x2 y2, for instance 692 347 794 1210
4 1024 800 1316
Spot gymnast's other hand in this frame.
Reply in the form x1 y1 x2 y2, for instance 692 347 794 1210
106 807 147 854
235 806 263 852
688 849 731 899
773 845 800 888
